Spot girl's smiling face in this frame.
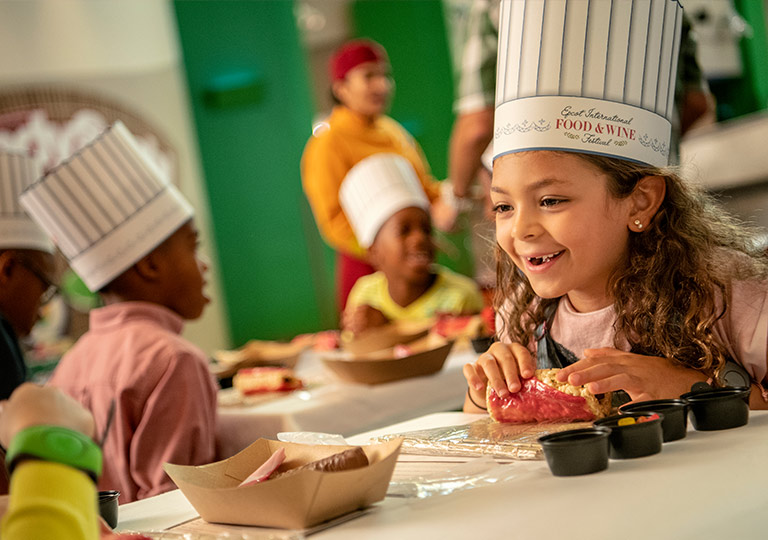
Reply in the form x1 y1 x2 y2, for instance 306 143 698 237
492 151 634 312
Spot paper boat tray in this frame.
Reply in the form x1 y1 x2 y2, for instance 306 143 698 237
164 438 402 530
211 340 305 379
321 335 454 385
341 319 433 355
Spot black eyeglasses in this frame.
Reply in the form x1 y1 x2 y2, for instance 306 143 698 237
17 258 59 304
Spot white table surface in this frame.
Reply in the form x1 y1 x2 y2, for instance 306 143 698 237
215 346 478 458
120 410 768 540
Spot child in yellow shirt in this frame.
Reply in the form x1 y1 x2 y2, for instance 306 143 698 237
340 153 484 335
301 39 455 312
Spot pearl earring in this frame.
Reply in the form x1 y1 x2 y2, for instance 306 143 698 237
634 219 643 229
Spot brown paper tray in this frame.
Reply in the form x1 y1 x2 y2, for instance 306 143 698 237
211 340 307 379
164 438 402 530
320 334 454 385
341 319 434 355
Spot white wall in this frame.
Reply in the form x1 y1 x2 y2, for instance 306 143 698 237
0 0 229 354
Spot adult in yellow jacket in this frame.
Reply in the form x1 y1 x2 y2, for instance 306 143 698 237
301 39 451 312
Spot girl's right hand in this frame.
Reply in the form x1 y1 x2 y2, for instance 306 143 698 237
463 342 537 406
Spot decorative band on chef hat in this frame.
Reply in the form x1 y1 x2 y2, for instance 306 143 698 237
19 121 193 291
0 150 54 253
340 153 429 248
494 0 683 167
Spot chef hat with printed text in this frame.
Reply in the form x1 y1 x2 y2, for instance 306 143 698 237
340 153 429 248
0 149 54 253
19 121 194 291
494 0 683 167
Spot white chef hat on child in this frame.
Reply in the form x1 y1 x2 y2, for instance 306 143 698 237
19 121 193 291
340 153 429 248
0 150 54 253
494 0 683 167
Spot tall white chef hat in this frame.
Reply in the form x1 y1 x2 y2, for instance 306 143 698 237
340 153 430 248
0 150 54 253
19 121 193 291
494 0 683 167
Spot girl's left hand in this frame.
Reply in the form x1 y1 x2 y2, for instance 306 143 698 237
555 348 708 403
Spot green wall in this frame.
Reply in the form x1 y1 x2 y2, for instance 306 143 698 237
734 0 768 112
173 1 336 345
173 0 476 345
710 1 768 120
351 0 474 277
352 0 454 178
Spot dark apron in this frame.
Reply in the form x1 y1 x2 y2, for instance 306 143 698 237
534 303 630 407
1 314 27 401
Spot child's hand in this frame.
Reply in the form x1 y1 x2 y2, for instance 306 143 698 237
0 384 95 447
463 342 536 409
431 193 460 232
555 348 709 402
341 305 389 336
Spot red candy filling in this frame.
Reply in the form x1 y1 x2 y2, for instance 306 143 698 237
488 377 596 424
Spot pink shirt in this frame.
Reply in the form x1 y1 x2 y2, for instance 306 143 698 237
49 302 218 503
548 280 768 384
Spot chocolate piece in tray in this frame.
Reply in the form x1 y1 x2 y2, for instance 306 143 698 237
239 446 370 487
273 447 369 479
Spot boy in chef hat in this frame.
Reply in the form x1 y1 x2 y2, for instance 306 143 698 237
20 121 218 502
464 0 768 414
339 153 483 335
0 150 57 402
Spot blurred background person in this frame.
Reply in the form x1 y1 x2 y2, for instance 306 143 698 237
0 150 58 403
339 154 483 336
301 38 455 315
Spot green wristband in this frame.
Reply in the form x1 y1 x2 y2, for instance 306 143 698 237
6 425 102 482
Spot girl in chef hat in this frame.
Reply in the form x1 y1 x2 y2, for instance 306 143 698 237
464 0 768 413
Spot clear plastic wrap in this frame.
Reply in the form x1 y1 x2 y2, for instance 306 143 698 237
276 431 348 445
386 456 519 498
372 418 593 460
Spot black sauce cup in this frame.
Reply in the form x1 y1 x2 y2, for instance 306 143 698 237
680 387 750 431
594 412 664 459
98 490 120 529
471 336 494 353
619 399 689 442
538 426 611 476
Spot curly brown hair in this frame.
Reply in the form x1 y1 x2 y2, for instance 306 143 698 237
494 152 768 376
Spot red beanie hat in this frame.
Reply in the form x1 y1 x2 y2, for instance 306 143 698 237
329 39 389 81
